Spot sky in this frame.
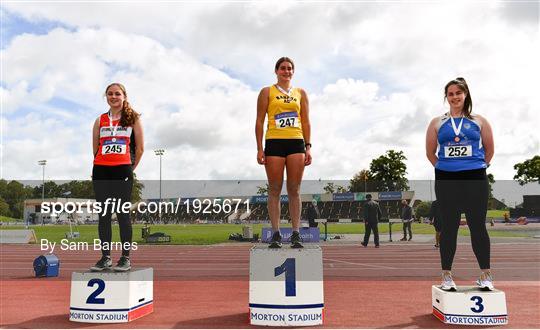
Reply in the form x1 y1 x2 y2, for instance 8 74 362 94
1 1 539 187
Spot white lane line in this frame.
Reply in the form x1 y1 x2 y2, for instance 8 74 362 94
323 257 396 269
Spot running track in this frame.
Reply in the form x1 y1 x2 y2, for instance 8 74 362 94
1 242 539 328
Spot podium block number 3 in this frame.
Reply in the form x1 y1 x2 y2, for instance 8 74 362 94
274 258 296 297
86 279 106 304
470 296 484 313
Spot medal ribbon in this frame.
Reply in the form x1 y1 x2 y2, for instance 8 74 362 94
108 111 120 140
275 84 292 96
450 115 464 138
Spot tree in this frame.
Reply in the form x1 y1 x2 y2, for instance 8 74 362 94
0 197 11 217
323 182 346 194
0 179 8 199
4 181 30 219
131 173 144 203
415 201 432 218
368 150 409 191
58 181 95 199
349 169 377 192
513 155 540 185
0 180 34 219
323 182 336 194
486 173 495 199
32 181 61 199
256 184 269 195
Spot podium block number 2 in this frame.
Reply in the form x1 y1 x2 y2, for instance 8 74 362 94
86 279 106 304
274 258 296 297
470 296 484 313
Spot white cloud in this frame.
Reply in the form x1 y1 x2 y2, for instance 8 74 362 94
1 27 259 180
1 2 538 184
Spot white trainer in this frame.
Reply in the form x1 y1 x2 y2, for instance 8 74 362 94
441 271 457 291
476 271 494 291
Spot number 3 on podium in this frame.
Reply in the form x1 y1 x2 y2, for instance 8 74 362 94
470 296 485 313
274 258 296 297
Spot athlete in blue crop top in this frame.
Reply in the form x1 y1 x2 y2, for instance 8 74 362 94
435 113 487 172
426 77 495 291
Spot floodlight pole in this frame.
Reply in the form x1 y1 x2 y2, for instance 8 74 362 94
38 160 47 226
154 149 165 222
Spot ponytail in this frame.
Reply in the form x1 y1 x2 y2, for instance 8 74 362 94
121 100 139 127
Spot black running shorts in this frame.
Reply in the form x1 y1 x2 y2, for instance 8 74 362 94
264 139 305 157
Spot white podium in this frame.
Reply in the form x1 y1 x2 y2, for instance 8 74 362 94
69 268 153 323
249 246 324 327
432 285 508 326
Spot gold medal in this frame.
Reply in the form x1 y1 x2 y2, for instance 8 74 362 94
454 136 460 142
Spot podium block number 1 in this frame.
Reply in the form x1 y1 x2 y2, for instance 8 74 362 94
274 258 296 297
86 279 106 304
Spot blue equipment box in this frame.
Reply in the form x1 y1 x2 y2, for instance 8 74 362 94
33 254 59 277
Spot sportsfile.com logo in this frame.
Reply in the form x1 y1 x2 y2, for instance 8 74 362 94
40 198 249 217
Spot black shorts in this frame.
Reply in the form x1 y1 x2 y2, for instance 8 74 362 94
264 139 305 157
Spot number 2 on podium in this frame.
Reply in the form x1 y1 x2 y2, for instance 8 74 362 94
86 279 106 304
274 258 296 297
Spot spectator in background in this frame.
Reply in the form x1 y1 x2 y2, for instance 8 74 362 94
429 200 442 248
362 194 382 248
401 199 413 241
307 200 320 228
503 212 510 224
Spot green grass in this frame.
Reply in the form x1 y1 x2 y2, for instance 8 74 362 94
486 210 507 218
1 224 250 245
1 221 532 245
483 230 532 238
326 223 439 234
0 215 22 223
325 223 531 238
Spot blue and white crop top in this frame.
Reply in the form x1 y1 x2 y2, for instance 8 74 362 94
435 113 487 172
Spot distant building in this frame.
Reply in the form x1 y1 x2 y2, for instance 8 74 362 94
509 195 540 218
132 191 415 224
24 198 98 225
488 197 507 210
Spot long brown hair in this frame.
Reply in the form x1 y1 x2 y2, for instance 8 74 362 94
444 77 473 118
105 83 140 126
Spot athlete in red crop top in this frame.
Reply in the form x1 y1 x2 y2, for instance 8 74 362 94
91 83 144 272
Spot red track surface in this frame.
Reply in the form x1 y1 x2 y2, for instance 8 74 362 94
1 243 539 328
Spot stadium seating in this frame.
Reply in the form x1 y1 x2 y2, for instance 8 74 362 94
132 197 413 224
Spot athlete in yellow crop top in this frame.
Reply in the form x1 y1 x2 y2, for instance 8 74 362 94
255 57 312 249
265 85 303 140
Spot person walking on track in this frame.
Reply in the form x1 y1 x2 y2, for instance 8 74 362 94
400 199 413 241
361 194 382 248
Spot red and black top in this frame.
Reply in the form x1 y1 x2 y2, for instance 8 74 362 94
93 113 133 166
